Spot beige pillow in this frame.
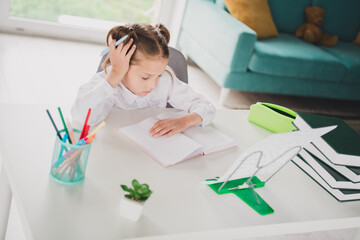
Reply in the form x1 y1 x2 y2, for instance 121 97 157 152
224 0 278 39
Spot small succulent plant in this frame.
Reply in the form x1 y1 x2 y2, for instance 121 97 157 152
121 179 152 202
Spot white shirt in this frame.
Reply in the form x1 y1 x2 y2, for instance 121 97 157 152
71 67 216 126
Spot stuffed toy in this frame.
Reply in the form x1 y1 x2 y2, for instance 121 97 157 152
295 6 338 47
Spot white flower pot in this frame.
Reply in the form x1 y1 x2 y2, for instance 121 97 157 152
120 197 145 222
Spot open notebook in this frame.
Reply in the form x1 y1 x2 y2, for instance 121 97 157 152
118 112 237 167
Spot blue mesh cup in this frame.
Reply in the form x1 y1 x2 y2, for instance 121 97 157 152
50 129 92 185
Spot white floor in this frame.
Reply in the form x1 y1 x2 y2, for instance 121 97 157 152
0 33 357 240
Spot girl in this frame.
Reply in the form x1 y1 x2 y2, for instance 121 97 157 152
71 23 215 137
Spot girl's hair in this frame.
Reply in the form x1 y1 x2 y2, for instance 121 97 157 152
102 23 170 73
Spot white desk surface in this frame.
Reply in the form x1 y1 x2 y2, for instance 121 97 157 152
0 103 359 240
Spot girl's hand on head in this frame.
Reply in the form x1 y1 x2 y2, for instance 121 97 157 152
106 38 136 88
149 113 203 138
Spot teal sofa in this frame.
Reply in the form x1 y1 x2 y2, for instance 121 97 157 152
178 0 360 100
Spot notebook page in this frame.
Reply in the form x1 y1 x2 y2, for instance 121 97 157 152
119 117 203 167
182 125 237 155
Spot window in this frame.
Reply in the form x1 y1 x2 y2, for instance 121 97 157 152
0 0 186 46
0 0 159 43
9 0 155 27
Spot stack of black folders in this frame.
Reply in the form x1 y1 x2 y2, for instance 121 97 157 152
292 112 360 202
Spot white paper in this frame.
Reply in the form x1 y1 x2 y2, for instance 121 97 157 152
118 112 236 167
306 144 360 183
119 117 202 167
293 115 360 167
292 156 360 201
206 126 336 184
158 111 237 154
299 149 360 189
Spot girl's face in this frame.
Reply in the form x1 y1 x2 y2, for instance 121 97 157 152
122 54 168 97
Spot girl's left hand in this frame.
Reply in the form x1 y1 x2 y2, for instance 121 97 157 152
149 113 202 138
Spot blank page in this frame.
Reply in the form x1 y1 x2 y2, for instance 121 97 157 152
183 125 237 155
119 117 203 167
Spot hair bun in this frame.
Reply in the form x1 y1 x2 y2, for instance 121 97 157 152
154 23 170 44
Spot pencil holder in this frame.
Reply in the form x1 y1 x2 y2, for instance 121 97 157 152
50 129 92 185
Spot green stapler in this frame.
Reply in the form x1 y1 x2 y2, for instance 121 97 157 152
248 102 297 133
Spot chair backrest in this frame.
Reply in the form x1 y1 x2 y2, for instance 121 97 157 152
96 46 188 84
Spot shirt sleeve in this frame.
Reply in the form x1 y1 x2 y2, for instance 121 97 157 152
71 70 115 126
166 70 216 127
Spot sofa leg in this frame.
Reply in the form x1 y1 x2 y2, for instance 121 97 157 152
219 88 230 107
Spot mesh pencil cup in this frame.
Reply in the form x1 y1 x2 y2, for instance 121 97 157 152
50 129 92 185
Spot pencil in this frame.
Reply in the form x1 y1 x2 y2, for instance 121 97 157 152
84 124 90 137
86 121 106 138
46 109 62 140
65 118 76 145
80 108 92 140
100 35 128 56
58 107 71 144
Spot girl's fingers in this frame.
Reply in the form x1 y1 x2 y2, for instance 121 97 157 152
150 122 172 137
150 125 165 136
153 126 172 137
109 40 116 52
162 130 175 138
121 38 134 55
126 45 136 60
150 120 166 132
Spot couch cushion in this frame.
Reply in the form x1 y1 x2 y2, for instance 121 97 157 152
321 42 360 84
248 34 346 82
313 0 360 42
268 0 311 34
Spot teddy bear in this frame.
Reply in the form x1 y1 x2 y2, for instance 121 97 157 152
295 6 338 47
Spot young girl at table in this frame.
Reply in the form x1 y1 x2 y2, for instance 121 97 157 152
71 23 216 137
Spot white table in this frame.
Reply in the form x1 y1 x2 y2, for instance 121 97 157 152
0 103 359 240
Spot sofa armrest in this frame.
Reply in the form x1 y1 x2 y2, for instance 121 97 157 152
181 0 257 72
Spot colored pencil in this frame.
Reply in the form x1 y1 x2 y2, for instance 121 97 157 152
86 121 106 138
58 107 71 143
65 118 76 145
80 108 92 140
46 109 62 140
84 124 90 137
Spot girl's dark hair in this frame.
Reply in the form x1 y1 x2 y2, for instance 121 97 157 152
102 23 170 72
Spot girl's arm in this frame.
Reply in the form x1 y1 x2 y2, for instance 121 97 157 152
71 71 115 126
149 70 216 137
166 71 216 127
72 39 136 125
106 38 136 88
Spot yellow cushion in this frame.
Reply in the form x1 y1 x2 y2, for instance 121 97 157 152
224 0 278 39
353 31 360 45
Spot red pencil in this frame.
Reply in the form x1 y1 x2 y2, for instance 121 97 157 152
79 108 91 140
84 124 90 137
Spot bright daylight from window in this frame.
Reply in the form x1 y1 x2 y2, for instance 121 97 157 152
9 0 156 29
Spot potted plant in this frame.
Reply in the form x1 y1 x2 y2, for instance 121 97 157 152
120 179 152 221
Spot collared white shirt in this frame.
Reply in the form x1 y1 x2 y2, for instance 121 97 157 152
71 66 216 126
